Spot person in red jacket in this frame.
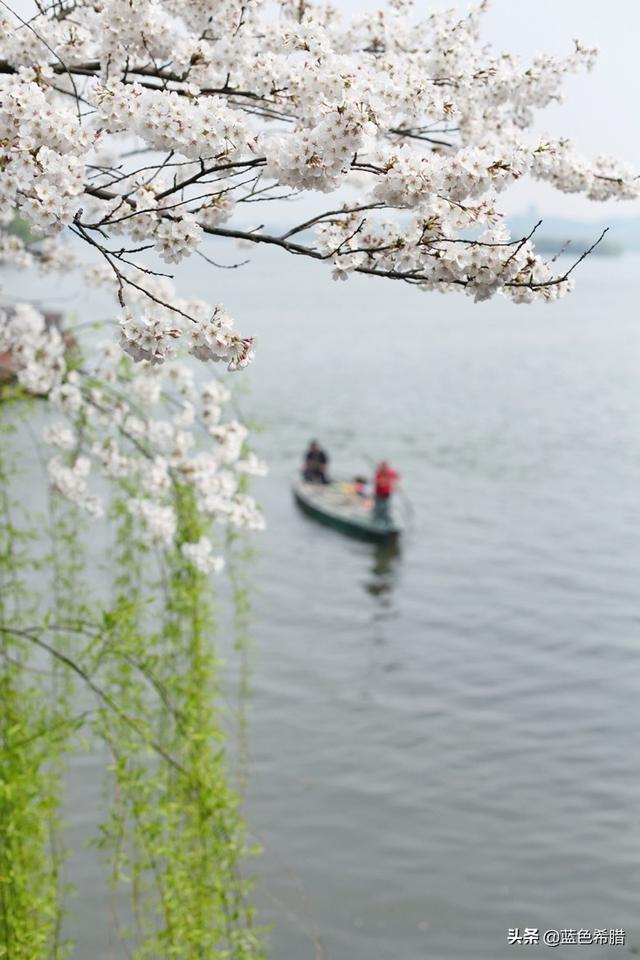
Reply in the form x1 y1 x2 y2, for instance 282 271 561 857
372 461 399 524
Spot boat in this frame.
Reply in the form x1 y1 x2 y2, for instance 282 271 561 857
292 478 401 544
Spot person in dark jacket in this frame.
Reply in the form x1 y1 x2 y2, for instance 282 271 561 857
302 440 329 484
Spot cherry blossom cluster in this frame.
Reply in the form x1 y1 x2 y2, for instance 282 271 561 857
1 304 266 569
0 302 66 394
315 206 574 303
190 305 255 370
181 536 225 575
47 455 104 519
120 315 182 365
531 140 640 202
0 0 638 360
119 301 255 371
92 81 251 163
0 70 90 232
265 104 377 193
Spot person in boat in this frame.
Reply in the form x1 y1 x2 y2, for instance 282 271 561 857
372 461 399 524
352 476 370 497
302 440 329 484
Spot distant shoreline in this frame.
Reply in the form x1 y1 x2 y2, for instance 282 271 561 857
509 210 640 256
531 237 622 257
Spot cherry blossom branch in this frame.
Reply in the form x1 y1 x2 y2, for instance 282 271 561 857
515 227 610 288
280 204 387 239
70 217 201 323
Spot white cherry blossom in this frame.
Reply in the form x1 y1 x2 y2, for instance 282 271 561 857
3 303 265 552
181 537 225 574
1 0 635 347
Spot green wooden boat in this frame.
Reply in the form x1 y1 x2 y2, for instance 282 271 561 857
292 479 401 544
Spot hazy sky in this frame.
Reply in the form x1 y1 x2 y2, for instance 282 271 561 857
8 0 640 220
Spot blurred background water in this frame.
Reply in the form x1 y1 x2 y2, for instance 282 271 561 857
3 246 640 959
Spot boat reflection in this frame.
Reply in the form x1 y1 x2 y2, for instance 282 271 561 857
363 539 401 601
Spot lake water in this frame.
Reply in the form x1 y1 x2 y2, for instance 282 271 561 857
3 245 640 959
